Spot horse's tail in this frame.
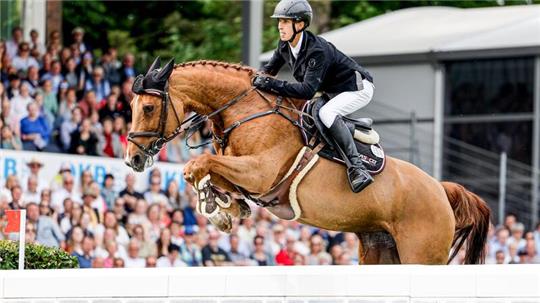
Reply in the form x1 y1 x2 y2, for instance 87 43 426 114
441 181 491 264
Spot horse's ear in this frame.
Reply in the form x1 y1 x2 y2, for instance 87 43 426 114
157 58 175 81
146 56 161 76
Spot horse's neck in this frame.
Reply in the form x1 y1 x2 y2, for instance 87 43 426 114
169 66 252 115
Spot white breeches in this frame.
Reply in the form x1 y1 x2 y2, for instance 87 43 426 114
319 73 375 128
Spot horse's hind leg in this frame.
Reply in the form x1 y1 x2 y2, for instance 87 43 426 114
356 232 401 264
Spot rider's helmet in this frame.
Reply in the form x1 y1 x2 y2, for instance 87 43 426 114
271 0 313 29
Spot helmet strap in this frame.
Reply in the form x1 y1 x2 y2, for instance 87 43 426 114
288 20 305 43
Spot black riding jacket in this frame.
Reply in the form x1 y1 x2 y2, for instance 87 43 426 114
261 31 373 100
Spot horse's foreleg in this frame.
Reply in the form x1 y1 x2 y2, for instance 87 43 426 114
184 153 277 194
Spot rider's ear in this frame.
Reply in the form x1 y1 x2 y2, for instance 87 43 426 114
157 58 175 81
146 57 161 76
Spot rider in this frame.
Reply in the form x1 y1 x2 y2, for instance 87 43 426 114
252 0 374 193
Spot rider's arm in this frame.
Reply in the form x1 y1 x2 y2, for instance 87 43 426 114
261 49 285 76
266 49 329 99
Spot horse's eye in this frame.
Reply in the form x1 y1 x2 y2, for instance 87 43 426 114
143 105 154 114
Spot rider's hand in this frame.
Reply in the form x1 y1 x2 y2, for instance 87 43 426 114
252 75 283 94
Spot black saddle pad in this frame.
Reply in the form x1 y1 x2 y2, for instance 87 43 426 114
300 98 386 175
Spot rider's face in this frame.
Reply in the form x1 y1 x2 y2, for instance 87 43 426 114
277 19 304 42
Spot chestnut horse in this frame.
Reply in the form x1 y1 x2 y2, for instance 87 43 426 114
125 58 491 264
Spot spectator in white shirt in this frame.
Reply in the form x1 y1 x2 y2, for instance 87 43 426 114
11 42 39 73
123 239 146 268
157 243 187 267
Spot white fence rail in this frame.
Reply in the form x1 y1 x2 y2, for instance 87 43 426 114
0 265 539 302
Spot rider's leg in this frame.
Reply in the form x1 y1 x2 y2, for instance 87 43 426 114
319 76 375 193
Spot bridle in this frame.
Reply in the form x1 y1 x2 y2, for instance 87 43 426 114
127 80 186 158
127 77 310 159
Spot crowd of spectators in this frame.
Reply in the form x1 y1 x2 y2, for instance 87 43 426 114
2 26 540 268
0 158 359 267
0 26 203 161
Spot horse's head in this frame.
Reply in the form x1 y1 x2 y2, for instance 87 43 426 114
125 57 184 172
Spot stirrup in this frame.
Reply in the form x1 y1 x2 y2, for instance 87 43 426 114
347 167 373 193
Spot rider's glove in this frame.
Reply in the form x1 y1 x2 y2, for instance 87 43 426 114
252 74 284 94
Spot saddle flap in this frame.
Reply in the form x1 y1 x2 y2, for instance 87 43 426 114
343 116 372 130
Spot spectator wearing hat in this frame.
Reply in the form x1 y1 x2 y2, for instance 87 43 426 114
82 187 101 227
12 42 39 73
6 27 23 59
72 27 90 54
20 102 51 151
26 202 65 248
157 243 187 267
179 226 202 266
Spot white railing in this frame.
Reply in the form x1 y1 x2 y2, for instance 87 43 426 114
0 265 539 302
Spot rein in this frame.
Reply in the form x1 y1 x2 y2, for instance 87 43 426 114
128 79 313 158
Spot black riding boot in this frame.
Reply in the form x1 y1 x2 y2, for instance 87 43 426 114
328 116 373 193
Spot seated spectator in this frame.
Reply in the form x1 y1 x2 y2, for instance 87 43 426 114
9 185 24 209
6 73 21 99
97 118 123 158
22 175 40 204
63 57 79 88
250 235 274 266
69 118 99 155
119 173 144 200
276 234 298 266
101 174 117 210
1 99 20 136
144 176 168 207
157 243 187 267
131 224 157 258
78 90 98 119
124 239 146 268
20 102 51 151
24 65 40 95
29 29 46 57
42 60 64 94
0 124 21 150
60 107 82 151
101 49 122 86
72 27 90 54
99 93 122 122
306 234 332 265
119 53 137 83
202 231 231 266
85 66 110 102
6 27 23 59
40 79 59 119
58 88 78 123
11 82 34 121
66 225 85 254
145 256 157 268
73 235 95 268
26 202 65 248
11 42 39 73
507 222 526 251
179 227 202 266
51 173 81 212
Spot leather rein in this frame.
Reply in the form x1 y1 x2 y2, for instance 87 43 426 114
128 80 311 158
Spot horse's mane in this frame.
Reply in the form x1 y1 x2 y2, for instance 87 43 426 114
174 60 256 77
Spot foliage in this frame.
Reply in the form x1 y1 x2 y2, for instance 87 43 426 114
62 0 539 67
0 240 79 270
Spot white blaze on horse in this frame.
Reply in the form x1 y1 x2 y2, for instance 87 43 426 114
125 57 491 265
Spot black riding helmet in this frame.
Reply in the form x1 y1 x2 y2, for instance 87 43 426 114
271 0 313 42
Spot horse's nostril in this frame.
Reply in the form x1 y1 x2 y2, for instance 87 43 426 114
132 154 143 167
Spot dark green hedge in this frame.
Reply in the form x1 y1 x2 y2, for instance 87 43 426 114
0 240 79 269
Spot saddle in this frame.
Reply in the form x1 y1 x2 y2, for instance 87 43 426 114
300 97 386 174
240 97 386 221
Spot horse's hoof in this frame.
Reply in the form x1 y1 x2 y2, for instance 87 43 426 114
238 199 252 219
196 174 211 190
209 212 232 233
215 191 232 208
